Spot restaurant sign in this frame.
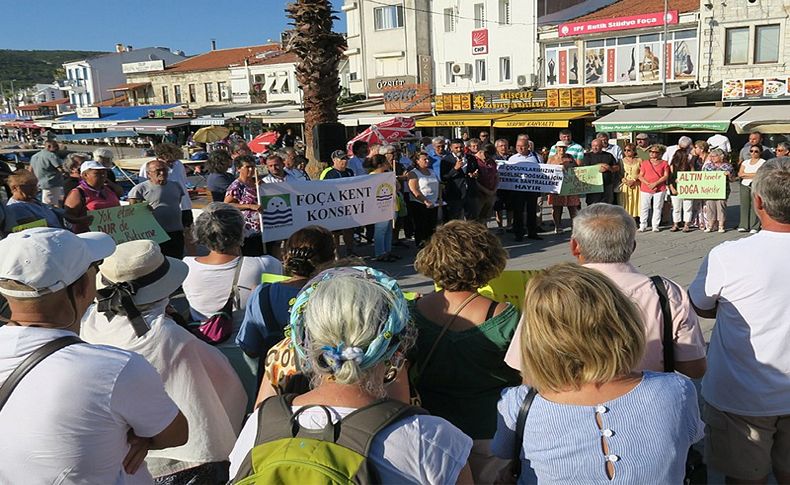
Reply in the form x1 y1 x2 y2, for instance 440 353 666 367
547 88 599 108
722 77 790 101
559 11 678 37
434 93 472 112
472 90 547 111
76 107 101 119
368 75 417 95
383 83 432 113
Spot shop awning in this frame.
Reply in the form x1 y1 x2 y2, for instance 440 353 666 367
56 131 138 142
191 116 232 126
108 119 190 135
593 106 749 133
415 113 508 128
108 82 151 92
732 105 790 134
493 111 593 128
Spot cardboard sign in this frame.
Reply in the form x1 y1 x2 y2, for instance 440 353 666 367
559 166 605 195
11 218 47 233
89 203 170 244
676 171 727 200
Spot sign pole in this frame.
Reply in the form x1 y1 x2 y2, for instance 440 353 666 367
661 0 668 97
254 166 267 255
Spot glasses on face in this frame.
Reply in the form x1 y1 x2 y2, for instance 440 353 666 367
750 149 761 153
649 150 660 154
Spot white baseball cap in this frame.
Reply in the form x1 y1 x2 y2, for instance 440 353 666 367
0 228 116 298
80 160 108 174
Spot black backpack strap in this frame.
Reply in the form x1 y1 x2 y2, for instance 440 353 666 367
511 387 538 479
258 284 281 349
0 335 83 412
650 275 675 373
334 399 428 457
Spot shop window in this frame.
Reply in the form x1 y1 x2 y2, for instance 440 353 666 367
474 3 485 29
444 8 455 32
475 59 487 83
373 4 404 31
725 27 749 65
754 25 780 63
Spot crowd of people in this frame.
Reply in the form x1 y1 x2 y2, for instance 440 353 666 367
0 124 788 484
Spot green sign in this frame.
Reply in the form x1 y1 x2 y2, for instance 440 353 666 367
11 218 47 233
559 166 604 195
89 203 170 244
676 171 727 200
593 121 731 133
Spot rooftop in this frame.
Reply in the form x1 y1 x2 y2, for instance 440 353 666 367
163 44 282 73
572 0 698 22
17 98 70 111
246 51 299 67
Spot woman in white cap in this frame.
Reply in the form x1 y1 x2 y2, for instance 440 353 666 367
81 240 247 484
63 160 121 233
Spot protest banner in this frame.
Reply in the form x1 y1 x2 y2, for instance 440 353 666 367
259 173 397 242
89 203 170 244
11 219 47 233
497 162 564 193
676 171 727 200
558 165 604 195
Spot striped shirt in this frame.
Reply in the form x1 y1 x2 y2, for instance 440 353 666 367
548 142 584 163
492 371 703 484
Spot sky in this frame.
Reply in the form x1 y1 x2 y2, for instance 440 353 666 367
1 0 346 55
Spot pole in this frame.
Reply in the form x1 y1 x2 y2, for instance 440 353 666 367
253 166 267 254
661 0 668 97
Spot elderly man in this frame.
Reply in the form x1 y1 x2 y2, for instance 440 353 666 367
279 147 308 181
689 158 790 485
505 203 707 378
548 129 584 164
582 139 619 205
428 136 446 176
441 138 479 221
29 140 64 207
663 136 693 165
129 159 187 259
92 147 124 196
596 132 623 162
774 141 790 159
739 131 774 163
4 170 63 231
635 133 651 160
0 228 187 483
506 134 543 241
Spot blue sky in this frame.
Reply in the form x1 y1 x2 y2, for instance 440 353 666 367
3 0 346 54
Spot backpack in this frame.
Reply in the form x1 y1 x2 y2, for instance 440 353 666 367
232 394 427 484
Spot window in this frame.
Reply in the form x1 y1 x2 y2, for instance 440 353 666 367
446 62 457 83
755 24 780 63
161 86 170 103
474 3 485 28
373 4 404 31
86 92 91 105
444 8 455 32
280 79 290 94
499 0 510 25
188 84 196 103
475 59 487 83
204 83 215 102
173 85 182 103
218 81 228 100
725 27 749 65
82 67 88 80
499 57 511 82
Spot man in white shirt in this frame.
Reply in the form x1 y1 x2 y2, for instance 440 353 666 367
596 132 623 162
663 136 692 164
506 135 543 241
0 228 188 484
260 154 292 184
706 133 732 155
688 158 790 484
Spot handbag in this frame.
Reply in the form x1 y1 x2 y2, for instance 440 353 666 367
191 257 244 345
651 276 707 485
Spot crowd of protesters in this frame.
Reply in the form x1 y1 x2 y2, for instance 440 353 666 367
0 126 788 484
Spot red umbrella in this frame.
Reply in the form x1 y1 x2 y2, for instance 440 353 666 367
248 131 280 154
346 117 415 154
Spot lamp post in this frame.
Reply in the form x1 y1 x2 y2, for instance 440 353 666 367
661 0 668 97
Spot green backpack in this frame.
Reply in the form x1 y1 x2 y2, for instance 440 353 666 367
232 394 427 484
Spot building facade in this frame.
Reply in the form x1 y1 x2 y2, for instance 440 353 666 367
342 0 431 97
61 46 186 108
228 52 301 105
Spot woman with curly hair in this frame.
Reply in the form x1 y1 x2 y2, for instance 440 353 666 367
409 220 521 484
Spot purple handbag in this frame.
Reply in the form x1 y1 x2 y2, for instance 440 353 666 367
191 257 243 345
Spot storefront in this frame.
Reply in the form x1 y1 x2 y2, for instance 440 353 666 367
593 106 749 134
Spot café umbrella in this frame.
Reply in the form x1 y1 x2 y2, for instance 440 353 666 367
192 126 230 143
248 131 280 154
346 117 415 154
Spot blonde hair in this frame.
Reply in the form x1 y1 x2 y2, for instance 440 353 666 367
519 263 645 392
414 220 507 291
7 169 37 187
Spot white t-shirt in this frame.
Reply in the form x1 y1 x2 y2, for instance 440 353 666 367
138 159 192 210
182 255 282 321
688 231 790 416
0 326 179 484
662 145 690 164
229 405 472 484
740 158 766 186
707 134 732 154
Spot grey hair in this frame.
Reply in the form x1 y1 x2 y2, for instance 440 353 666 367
193 202 245 253
379 144 395 155
678 136 693 148
65 152 89 172
431 136 445 145
495 138 509 146
92 147 113 161
776 142 789 152
710 148 726 158
595 132 610 139
517 133 530 141
572 204 636 263
752 157 790 224
303 276 409 395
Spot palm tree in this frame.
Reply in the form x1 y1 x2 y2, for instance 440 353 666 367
286 0 346 175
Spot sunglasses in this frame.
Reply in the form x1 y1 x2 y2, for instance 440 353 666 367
649 150 661 154
624 149 634 152
750 150 761 153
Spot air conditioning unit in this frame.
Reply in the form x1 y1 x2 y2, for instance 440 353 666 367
451 63 472 77
516 75 528 86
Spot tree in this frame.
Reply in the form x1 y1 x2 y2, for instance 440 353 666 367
286 0 346 176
